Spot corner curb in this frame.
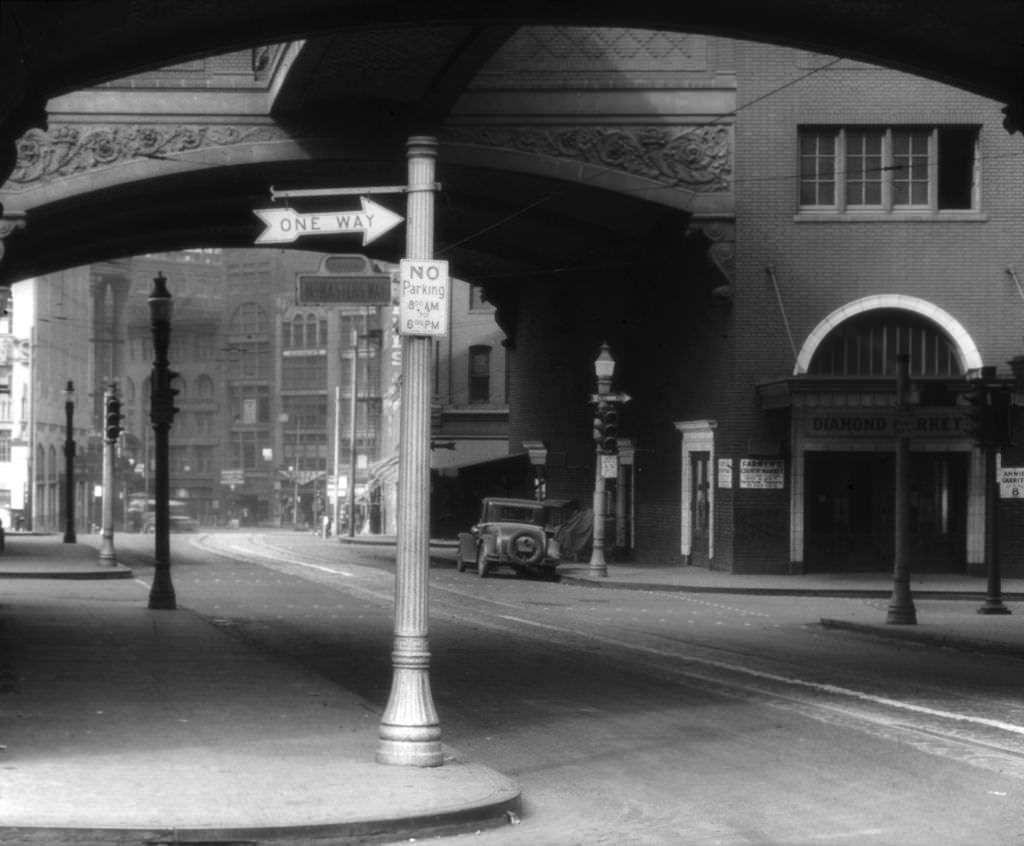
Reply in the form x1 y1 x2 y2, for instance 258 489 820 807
0 780 522 846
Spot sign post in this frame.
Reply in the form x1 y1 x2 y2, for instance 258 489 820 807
376 136 444 767
253 153 444 767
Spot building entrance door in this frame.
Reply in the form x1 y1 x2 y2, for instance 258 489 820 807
804 451 967 572
689 451 710 566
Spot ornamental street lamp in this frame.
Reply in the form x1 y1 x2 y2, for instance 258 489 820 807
63 380 76 543
147 273 177 610
589 343 617 578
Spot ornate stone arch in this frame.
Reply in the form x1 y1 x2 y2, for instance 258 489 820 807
794 294 982 376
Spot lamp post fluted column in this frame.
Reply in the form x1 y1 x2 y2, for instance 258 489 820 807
147 273 177 610
376 135 443 767
62 380 76 543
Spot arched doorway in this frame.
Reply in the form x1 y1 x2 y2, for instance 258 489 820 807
791 300 981 573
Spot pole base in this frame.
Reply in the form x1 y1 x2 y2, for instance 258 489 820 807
885 604 917 625
376 736 444 768
148 576 176 609
978 601 1012 615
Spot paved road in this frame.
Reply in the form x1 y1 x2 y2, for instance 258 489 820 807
120 532 1024 845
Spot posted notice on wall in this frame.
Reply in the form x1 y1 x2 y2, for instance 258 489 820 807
739 458 785 489
718 458 733 488
1000 467 1024 499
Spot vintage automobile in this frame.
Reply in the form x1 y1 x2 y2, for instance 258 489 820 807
457 497 583 578
138 499 200 534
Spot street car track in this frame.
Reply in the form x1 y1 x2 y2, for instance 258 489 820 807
198 533 1024 782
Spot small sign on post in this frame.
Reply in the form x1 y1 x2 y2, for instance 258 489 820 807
398 259 449 336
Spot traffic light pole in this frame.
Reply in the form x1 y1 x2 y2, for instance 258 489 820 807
98 383 119 566
978 438 1010 614
886 354 917 625
962 368 1013 615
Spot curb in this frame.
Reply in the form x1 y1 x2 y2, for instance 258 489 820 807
819 617 1024 660
0 789 522 846
0 566 134 580
559 574 1024 602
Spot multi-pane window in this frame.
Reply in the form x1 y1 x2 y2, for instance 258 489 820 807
281 351 327 388
231 342 270 380
469 345 491 403
845 130 882 206
281 397 328 472
283 313 327 349
469 285 494 312
232 302 267 335
231 431 266 470
799 131 835 206
799 126 978 212
230 386 269 425
0 430 10 461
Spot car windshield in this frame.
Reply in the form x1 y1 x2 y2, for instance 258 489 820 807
486 503 543 524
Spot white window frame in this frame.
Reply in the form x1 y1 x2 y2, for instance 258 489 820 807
798 126 980 216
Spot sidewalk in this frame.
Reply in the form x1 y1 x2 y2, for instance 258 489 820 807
0 534 520 844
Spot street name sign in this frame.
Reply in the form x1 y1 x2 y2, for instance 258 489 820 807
398 259 449 336
253 197 404 246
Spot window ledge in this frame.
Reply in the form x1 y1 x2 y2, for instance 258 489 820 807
794 211 988 223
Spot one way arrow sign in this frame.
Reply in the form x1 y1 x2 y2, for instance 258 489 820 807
253 197 404 246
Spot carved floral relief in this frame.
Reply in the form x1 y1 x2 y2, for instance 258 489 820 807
8 124 288 188
445 125 732 192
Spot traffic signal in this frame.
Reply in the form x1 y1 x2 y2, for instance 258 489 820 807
600 405 619 453
593 402 606 444
166 369 181 420
962 378 992 447
105 394 124 441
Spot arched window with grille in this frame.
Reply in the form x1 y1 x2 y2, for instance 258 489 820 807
808 309 964 378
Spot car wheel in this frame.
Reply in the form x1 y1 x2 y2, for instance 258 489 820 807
476 545 491 578
508 531 544 566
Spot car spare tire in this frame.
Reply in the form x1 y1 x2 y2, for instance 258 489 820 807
508 530 544 565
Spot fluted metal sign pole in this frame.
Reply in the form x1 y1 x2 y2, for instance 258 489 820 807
377 136 444 767
148 273 177 610
98 383 118 565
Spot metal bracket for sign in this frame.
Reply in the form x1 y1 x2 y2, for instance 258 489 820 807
270 183 441 201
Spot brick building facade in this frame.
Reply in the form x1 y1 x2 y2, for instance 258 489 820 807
499 36 1024 577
